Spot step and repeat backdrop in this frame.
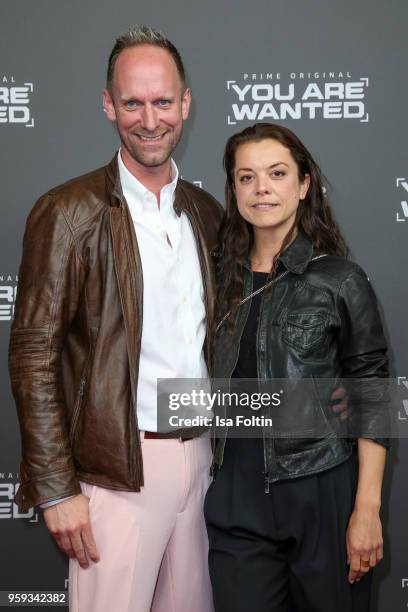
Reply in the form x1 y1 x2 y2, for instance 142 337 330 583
1 0 407 609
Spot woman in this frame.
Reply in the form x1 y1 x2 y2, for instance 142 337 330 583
205 123 389 612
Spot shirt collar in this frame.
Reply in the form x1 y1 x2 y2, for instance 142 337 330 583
117 148 179 207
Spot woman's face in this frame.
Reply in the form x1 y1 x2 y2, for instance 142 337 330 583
233 138 310 238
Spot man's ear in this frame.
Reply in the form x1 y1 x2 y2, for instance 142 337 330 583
181 87 191 121
103 88 116 122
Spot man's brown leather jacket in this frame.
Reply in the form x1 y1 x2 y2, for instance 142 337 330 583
9 155 223 512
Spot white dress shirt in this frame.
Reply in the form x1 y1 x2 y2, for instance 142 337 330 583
117 150 208 431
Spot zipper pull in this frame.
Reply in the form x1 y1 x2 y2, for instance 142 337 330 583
264 477 270 494
79 378 86 397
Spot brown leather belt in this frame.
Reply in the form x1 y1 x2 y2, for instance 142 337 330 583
143 428 204 442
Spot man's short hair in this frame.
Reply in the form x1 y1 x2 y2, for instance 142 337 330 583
107 25 186 92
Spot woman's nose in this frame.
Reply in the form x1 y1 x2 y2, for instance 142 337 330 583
254 177 271 195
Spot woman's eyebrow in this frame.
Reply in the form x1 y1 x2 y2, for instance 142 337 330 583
236 162 289 172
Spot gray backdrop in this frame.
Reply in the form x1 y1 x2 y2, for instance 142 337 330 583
1 0 407 609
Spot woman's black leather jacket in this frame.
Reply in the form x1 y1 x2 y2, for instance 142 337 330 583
212 233 390 490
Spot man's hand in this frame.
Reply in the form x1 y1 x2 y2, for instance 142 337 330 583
330 386 349 421
43 494 100 568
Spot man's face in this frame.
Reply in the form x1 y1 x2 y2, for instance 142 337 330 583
103 45 191 170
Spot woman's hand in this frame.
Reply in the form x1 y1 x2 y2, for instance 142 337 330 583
346 504 383 583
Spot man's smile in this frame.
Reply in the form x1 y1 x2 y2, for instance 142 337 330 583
136 132 168 142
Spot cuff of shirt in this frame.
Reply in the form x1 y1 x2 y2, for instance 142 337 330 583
40 495 76 509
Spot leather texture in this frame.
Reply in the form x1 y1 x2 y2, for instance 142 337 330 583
212 233 390 483
9 155 223 511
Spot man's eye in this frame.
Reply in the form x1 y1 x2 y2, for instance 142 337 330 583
125 100 139 109
157 99 171 107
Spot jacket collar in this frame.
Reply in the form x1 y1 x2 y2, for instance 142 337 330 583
105 153 189 215
241 232 314 274
105 154 124 206
278 232 314 274
173 182 192 216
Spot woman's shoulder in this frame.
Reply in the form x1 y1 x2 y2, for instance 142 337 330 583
307 254 370 289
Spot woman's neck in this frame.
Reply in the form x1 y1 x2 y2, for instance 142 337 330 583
250 227 297 272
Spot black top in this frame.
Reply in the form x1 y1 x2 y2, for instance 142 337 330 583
232 271 269 380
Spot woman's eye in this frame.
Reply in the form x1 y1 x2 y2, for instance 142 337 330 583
239 175 253 183
272 170 285 178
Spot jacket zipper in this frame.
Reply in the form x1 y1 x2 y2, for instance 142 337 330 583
258 257 327 491
70 371 88 445
79 378 86 396
110 201 141 484
255 288 273 493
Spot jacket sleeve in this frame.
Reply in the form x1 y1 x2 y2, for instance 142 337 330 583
336 267 390 448
9 194 86 512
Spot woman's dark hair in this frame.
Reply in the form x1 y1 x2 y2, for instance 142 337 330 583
217 122 348 328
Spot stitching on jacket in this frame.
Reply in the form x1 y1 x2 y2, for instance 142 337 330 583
337 269 368 298
68 203 106 232
291 279 332 301
44 215 77 463
59 204 91 269
20 466 77 487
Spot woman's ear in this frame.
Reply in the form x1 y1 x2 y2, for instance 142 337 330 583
300 173 310 200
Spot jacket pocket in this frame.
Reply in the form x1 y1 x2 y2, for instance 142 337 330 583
282 312 327 353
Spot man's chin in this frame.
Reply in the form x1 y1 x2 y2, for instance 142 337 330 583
128 147 173 169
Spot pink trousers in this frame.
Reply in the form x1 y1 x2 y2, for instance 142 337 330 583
69 434 214 612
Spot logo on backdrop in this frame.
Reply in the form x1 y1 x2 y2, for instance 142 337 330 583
402 578 408 607
0 274 18 322
226 71 369 124
397 377 408 421
0 473 38 521
0 76 34 127
396 178 408 222
180 175 203 189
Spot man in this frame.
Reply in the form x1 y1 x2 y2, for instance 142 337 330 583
9 25 223 612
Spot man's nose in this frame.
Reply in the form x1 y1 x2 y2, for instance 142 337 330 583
140 104 159 131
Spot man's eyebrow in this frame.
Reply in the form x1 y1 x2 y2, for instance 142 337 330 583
153 95 175 101
119 95 141 102
119 95 175 103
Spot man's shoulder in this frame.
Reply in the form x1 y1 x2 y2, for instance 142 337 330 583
178 179 224 218
32 162 113 230
47 164 108 197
